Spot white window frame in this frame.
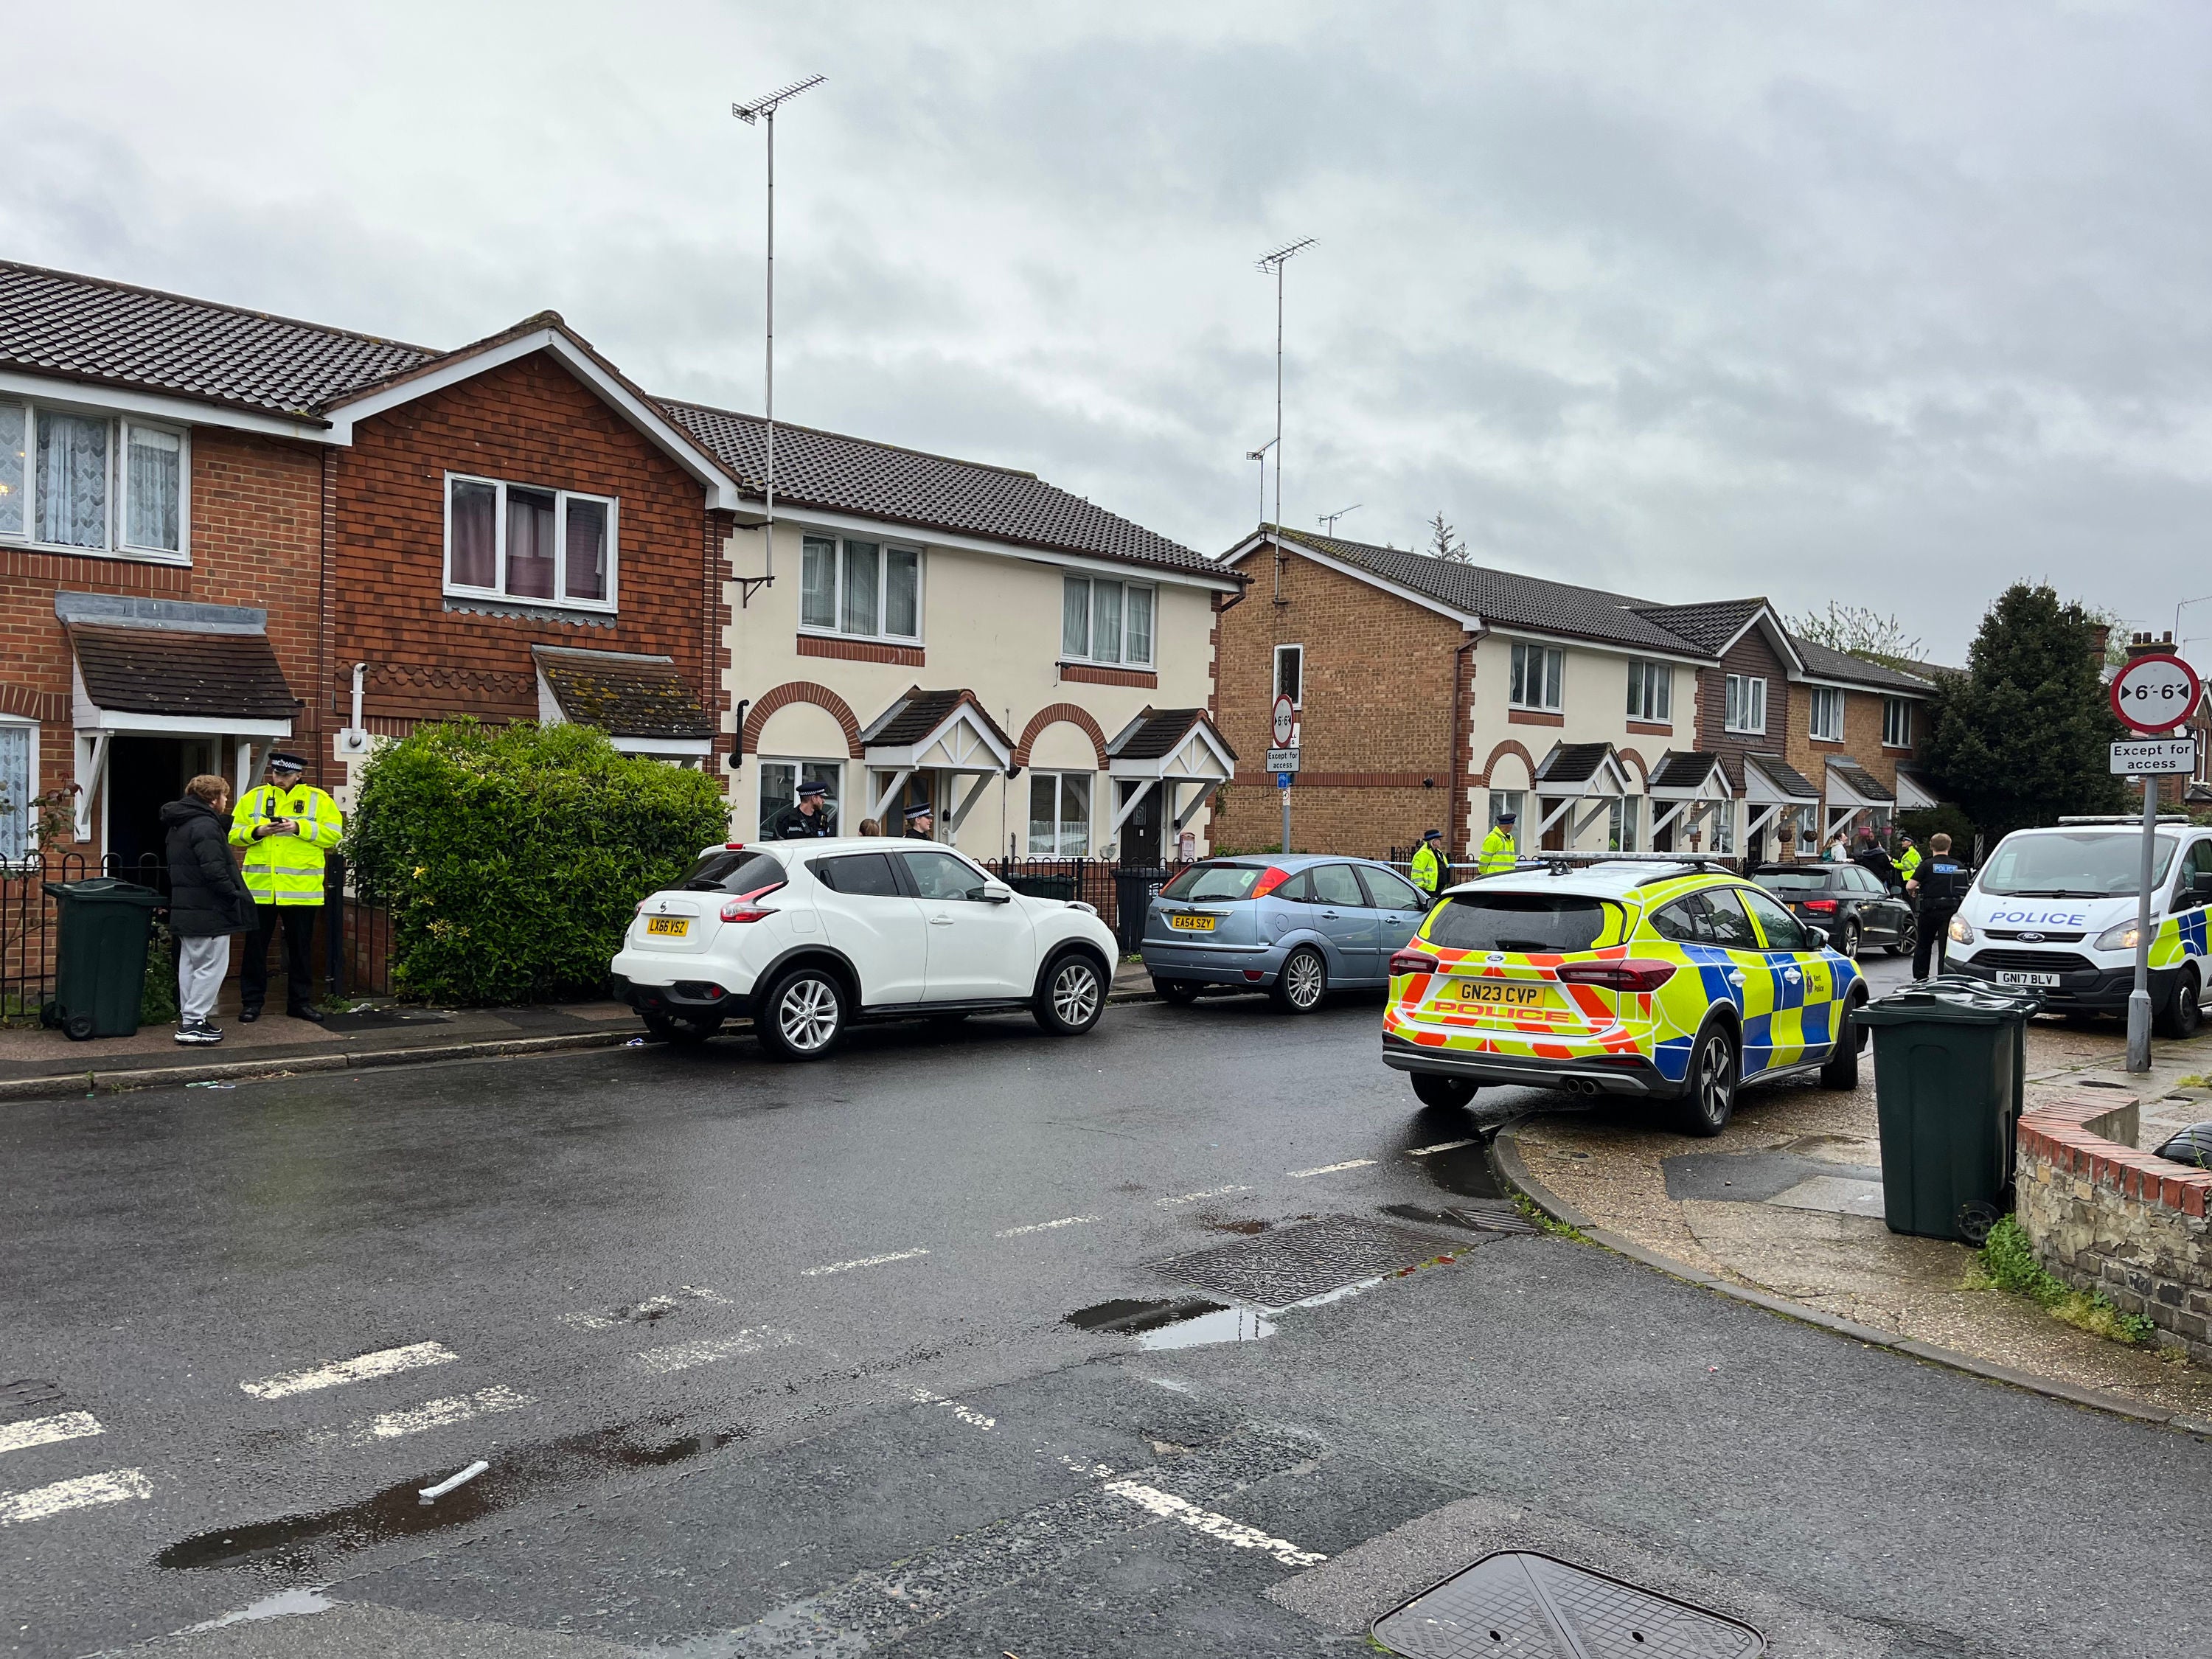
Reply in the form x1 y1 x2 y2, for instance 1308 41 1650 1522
1026 770 1093 855
1060 574 1156 668
1883 696 1913 749
1489 789 1526 851
757 757 846 835
1626 658 1672 723
1808 686 1845 742
797 535 924 644
1273 643 1304 706
1724 673 1767 735
1509 642 1564 712
442 471 620 614
0 400 192 566
0 716 39 868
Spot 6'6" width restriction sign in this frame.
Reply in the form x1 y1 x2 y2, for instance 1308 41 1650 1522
2110 652 2201 734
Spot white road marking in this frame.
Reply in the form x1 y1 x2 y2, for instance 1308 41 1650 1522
633 1328 796 1375
801 1248 930 1277
1156 1184 1252 1208
350 1385 534 1444
993 1214 1097 1238
560 1285 728 1330
907 1388 994 1430
1102 1479 1326 1567
1407 1138 1478 1157
0 1411 102 1456
1287 1158 1376 1179
239 1341 457 1400
0 1468 150 1526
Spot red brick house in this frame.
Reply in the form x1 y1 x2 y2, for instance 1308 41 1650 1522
0 263 741 869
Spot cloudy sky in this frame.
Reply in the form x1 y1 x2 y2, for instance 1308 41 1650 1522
7 2 2206 661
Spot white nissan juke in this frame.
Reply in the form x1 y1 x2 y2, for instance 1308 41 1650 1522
611 838 1120 1060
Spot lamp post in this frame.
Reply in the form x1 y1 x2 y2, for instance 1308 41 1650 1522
1256 237 1315 608
732 74 825 599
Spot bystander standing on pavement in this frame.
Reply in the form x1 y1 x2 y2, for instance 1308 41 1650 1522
857 818 883 836
229 751 343 1024
1910 832 1972 980
1824 830 1849 862
1411 828 1446 901
161 774 254 1047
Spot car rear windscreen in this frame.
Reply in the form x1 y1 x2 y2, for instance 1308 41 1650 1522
681 849 784 894
1158 863 1267 902
1427 894 1612 953
1753 870 1834 894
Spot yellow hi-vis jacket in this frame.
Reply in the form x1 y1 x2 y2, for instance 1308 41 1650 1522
1479 825 1518 876
1894 846 1921 888
1410 843 1445 899
229 782 344 905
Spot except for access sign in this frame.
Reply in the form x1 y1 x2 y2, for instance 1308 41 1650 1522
2110 652 2201 734
1266 747 1302 773
2110 737 2197 775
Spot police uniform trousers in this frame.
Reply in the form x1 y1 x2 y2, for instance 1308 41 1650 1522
1912 907 1957 981
242 903 319 1015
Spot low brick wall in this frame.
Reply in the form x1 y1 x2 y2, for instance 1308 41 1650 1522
2017 1092 2212 1365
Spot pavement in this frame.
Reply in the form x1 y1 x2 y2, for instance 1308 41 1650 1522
0 963 1163 1104
1497 968 2212 1422
4 984 2208 1658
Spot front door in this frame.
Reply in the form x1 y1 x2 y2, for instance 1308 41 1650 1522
108 736 217 880
900 848 1035 1001
1118 782 1163 866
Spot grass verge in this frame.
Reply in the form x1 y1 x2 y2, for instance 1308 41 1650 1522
1967 1214 2157 1346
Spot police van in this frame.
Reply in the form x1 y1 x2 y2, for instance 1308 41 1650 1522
1944 816 2211 1037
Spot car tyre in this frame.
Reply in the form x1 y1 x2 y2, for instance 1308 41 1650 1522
1834 919 1860 960
1888 919 1916 959
2154 964 2204 1040
1034 950 1107 1037
1820 990 1868 1091
1155 978 1203 1005
1272 946 1327 1015
1675 1020 1739 1137
754 967 847 1062
1411 1073 1478 1110
643 1012 722 1046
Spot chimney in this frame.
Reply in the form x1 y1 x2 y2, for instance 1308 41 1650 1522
2086 622 2110 663
2125 630 2175 661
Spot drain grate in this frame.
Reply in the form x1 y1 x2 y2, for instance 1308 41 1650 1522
1147 1214 1460 1308
1373 1551 1764 1658
1384 1200 1543 1237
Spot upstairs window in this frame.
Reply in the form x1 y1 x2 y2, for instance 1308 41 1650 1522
1883 696 1913 748
0 402 187 560
801 536 920 642
1808 686 1845 742
1626 658 1672 723
1062 576 1155 667
1724 673 1767 734
445 473 617 611
1509 642 1563 712
1273 643 1304 706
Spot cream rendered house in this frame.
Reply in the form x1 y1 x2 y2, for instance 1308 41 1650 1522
663 404 1241 861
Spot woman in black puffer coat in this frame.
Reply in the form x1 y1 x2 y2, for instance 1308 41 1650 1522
160 774 253 1045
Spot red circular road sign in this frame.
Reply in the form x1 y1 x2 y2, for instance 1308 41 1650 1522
1272 695 1296 748
2110 652 2202 734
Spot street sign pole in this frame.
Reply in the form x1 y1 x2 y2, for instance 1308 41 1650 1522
1270 693 1299 855
2108 652 2203 1072
2128 768 2156 1072
1281 778 1292 856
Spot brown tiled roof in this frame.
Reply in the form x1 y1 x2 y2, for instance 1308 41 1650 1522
0 261 434 420
1104 706 1237 763
1745 753 1820 799
1630 599 1768 655
664 400 1214 578
69 626 296 719
1789 636 1938 694
1533 742 1616 785
1648 751 1726 790
1826 757 1896 803
860 688 1015 753
532 647 712 740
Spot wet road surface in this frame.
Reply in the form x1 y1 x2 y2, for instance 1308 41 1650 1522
4 973 2206 1657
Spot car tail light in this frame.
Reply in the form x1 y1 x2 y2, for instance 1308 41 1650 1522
719 879 785 924
1251 865 1294 898
723 841 747 851
1801 898 1837 914
1389 949 1442 977
1557 959 1677 992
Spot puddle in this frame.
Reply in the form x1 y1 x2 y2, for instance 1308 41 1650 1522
1065 1297 1224 1335
1197 1214 1273 1236
1135 1307 1276 1349
159 1420 732 1577
1410 1136 1506 1202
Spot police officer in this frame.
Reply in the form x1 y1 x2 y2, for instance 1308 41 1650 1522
903 801 935 840
1410 828 1446 902
1910 832 1970 980
1478 810 1518 876
1892 834 1921 894
229 750 344 1023
764 779 835 841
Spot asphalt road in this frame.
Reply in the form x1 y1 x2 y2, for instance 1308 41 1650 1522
5 962 2206 1658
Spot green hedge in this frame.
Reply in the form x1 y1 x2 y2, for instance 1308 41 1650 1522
349 720 729 1005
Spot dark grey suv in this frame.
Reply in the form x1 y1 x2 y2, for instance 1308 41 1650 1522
1750 863 1915 959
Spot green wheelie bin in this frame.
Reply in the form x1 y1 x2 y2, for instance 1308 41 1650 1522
42 878 163 1041
1854 976 2041 1243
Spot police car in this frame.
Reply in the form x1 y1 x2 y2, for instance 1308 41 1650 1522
1382 859 1866 1135
1941 817 2210 1036
611 838 1120 1059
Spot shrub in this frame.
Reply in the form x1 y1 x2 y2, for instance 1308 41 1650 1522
139 920 178 1027
348 720 729 1005
1975 1215 2155 1346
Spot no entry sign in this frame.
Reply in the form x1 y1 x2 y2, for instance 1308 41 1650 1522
2110 653 2200 734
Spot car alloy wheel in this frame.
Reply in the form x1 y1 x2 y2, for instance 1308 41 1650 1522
1836 920 1860 959
1276 947 1326 1013
2155 964 2204 1040
774 975 842 1056
1678 1024 1738 1136
1035 953 1106 1035
1891 919 1916 959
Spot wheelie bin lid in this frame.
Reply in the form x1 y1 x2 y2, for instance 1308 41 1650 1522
1854 975 2042 1025
44 877 161 905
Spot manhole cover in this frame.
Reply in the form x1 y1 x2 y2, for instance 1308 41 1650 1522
1374 1551 1764 1658
1146 1214 1458 1308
